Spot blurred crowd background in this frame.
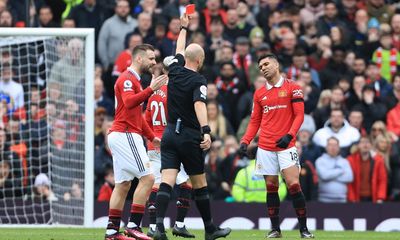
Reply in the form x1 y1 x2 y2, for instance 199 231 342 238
1 0 400 205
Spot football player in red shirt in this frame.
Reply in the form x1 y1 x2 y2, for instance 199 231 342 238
145 57 195 238
105 44 167 240
240 53 314 238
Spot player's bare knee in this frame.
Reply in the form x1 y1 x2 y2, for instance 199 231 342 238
141 174 155 186
264 175 279 187
115 181 131 192
287 182 301 194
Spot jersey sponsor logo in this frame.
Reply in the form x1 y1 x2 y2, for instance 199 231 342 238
200 85 207 99
278 90 287 97
292 89 303 97
123 80 133 92
263 104 287 113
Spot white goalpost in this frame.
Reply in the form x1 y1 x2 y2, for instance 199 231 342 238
0 28 94 227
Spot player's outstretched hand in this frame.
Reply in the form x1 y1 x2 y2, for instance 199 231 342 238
152 137 161 148
237 143 248 157
150 74 168 91
275 134 293 149
200 133 211 151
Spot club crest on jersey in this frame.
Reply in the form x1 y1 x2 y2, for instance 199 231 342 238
292 89 303 97
278 90 287 97
123 80 133 92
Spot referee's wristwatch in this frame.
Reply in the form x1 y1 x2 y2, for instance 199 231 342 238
180 25 189 31
201 125 211 135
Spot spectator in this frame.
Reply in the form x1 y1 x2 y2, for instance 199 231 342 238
307 36 332 72
319 46 352 90
0 63 24 110
348 108 367 136
370 121 395 142
130 12 153 45
49 38 84 101
296 141 319 201
112 33 143 78
353 85 387 133
385 73 400 110
391 14 400 50
62 17 76 28
162 0 188 21
97 165 115 201
313 108 360 156
330 26 351 49
34 173 58 202
236 75 266 125
316 89 332 109
158 16 180 57
313 86 347 129
232 142 287 203
366 0 394 24
346 75 366 109
64 181 83 201
316 1 346 36
37 5 59 27
206 16 231 64
276 31 297 69
351 58 367 77
205 140 230 200
214 62 247 130
371 32 400 82
365 61 393 100
68 0 107 39
386 100 400 137
316 137 354 203
285 48 321 88
347 136 387 203
200 0 227 34
207 100 233 140
94 78 113 116
297 69 321 114
299 0 324 25
0 9 13 27
97 0 137 69
298 115 321 164
232 36 253 85
94 107 106 147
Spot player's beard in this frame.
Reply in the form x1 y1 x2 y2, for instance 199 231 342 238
141 63 154 75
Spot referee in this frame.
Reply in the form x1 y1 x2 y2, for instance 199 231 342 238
153 13 231 240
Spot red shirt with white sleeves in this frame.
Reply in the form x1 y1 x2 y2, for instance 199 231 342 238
241 77 304 151
109 67 155 141
145 85 168 150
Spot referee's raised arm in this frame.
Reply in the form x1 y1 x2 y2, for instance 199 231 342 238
176 13 189 56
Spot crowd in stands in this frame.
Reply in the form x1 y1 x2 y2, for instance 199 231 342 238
1 0 400 205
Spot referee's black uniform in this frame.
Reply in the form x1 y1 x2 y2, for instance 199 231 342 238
161 53 208 175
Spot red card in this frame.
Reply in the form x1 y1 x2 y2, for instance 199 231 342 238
186 4 195 15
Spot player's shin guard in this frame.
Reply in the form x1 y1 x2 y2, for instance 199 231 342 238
266 184 280 230
147 188 158 230
289 183 307 230
106 209 122 235
194 186 217 233
156 183 172 233
176 183 192 225
128 203 145 227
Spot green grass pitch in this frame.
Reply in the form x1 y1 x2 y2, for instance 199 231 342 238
0 228 399 240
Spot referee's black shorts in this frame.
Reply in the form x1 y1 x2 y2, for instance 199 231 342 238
160 124 204 175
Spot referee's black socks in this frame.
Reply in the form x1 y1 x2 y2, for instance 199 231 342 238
194 186 217 233
289 183 308 230
266 184 280 231
176 183 192 224
156 182 172 233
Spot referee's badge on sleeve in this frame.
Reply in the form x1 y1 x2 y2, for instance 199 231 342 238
200 85 207 99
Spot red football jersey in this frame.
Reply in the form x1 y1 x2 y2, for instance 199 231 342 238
112 50 132 76
241 77 304 151
145 85 168 150
109 67 155 141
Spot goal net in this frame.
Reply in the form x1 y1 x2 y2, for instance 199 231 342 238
0 28 94 226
